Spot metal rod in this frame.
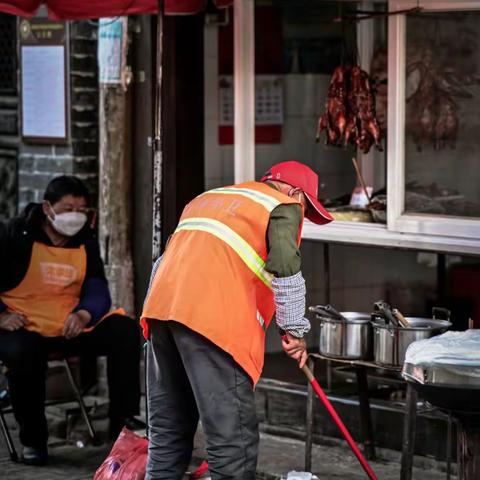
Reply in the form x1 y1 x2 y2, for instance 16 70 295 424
400 383 418 480
324 243 333 391
304 356 315 472
446 411 452 480
152 0 165 261
0 407 18 462
63 359 96 441
310 352 400 372
356 366 376 460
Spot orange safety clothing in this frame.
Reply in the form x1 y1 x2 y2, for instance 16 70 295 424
142 181 303 384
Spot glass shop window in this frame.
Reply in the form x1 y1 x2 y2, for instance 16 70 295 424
253 0 388 223
404 11 480 219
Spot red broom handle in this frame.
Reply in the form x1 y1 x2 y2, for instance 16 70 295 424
302 364 378 480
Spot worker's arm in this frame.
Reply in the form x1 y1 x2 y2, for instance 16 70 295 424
266 204 310 367
265 204 302 278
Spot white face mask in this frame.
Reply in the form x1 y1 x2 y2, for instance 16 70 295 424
47 204 87 237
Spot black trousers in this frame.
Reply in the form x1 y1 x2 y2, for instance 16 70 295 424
0 314 141 448
146 320 259 480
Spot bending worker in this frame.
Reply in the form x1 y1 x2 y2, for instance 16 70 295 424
142 160 333 480
0 176 141 465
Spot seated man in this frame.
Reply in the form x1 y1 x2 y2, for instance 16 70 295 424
0 176 141 465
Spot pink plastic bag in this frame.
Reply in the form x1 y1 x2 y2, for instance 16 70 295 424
94 428 148 480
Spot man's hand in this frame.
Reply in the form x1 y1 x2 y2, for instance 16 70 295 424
0 311 27 331
63 310 91 339
281 332 308 368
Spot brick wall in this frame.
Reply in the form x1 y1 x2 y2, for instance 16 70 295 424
18 21 99 211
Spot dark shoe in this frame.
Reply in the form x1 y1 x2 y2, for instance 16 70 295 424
22 446 48 466
109 416 146 440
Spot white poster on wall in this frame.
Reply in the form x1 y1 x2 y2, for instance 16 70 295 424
98 17 127 84
21 45 66 139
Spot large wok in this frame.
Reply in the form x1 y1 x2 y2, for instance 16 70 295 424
402 330 480 414
404 363 480 415
402 331 480 480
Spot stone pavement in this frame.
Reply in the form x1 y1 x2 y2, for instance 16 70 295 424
0 441 111 480
255 432 454 480
0 411 454 480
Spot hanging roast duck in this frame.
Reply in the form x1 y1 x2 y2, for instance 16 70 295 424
316 65 383 154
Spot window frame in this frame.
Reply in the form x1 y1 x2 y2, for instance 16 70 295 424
387 0 480 240
233 0 480 253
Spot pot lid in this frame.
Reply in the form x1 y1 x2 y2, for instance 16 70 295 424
372 318 452 331
312 310 371 324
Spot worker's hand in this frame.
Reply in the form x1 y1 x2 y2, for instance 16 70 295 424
0 311 27 331
282 332 308 368
63 310 91 339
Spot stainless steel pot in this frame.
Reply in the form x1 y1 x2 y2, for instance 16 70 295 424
373 317 452 367
313 310 373 360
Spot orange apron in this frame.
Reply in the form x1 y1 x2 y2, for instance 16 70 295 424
0 242 87 337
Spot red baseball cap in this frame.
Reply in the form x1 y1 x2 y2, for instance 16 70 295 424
261 160 333 225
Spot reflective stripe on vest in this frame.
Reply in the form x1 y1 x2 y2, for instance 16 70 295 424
202 186 281 211
256 310 266 331
175 217 274 289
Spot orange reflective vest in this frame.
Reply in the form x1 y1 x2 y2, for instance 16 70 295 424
141 181 303 385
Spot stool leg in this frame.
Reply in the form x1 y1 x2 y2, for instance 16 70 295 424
63 360 97 441
0 407 18 462
400 383 418 480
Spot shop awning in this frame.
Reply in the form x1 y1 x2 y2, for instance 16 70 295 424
0 0 232 19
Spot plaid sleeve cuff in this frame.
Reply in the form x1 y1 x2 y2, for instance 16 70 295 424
272 271 310 338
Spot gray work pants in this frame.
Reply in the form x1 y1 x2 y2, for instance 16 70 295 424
146 320 259 480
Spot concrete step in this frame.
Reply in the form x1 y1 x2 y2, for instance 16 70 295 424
256 377 455 462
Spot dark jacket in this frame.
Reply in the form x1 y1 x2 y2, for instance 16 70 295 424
0 203 111 327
